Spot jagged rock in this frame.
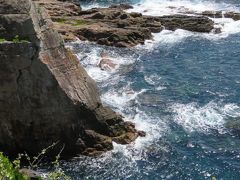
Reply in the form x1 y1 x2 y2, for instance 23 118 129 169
0 0 142 158
41 2 214 47
34 0 82 16
109 4 133 10
200 11 240 21
151 15 214 32
98 52 117 71
138 130 146 137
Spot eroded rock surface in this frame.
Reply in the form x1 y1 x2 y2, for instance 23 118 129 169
0 0 141 157
34 0 216 47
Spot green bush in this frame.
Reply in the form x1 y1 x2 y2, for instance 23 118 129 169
0 142 71 179
0 152 29 180
0 38 7 43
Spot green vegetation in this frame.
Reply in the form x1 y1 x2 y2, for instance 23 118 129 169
55 18 67 24
72 19 89 26
54 18 89 26
12 35 30 43
0 152 29 179
0 142 70 180
0 35 30 43
0 38 7 43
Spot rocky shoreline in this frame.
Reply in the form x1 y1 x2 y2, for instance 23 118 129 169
35 0 240 47
0 0 144 159
1 0 240 159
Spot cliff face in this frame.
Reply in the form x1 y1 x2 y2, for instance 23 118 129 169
0 0 142 157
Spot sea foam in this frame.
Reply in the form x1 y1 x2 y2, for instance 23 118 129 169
171 102 240 134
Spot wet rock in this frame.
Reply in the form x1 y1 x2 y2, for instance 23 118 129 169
201 11 240 21
82 130 113 155
112 132 139 144
130 12 142 18
109 4 133 10
213 27 222 34
138 130 147 137
98 52 117 71
153 15 214 32
225 117 240 135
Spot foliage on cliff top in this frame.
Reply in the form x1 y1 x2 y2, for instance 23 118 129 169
0 142 71 179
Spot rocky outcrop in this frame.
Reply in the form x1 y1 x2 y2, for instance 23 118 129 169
35 1 215 47
166 6 240 21
149 15 214 32
192 11 240 21
0 0 143 157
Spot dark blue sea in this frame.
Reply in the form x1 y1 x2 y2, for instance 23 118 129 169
60 0 240 179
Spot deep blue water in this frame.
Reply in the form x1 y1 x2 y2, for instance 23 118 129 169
57 0 240 179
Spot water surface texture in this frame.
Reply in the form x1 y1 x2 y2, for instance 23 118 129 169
63 0 240 179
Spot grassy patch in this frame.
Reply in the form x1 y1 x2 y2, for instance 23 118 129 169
54 18 67 24
12 35 30 43
72 19 88 26
54 18 89 26
0 38 7 43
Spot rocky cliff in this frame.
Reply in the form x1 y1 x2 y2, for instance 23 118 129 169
0 0 143 157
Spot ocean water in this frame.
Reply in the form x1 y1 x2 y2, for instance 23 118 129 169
62 0 240 179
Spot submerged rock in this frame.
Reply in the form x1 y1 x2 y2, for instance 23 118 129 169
0 0 142 158
225 117 240 135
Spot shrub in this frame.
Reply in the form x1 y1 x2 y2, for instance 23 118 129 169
0 152 29 180
0 142 71 179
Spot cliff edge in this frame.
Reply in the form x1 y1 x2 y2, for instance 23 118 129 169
0 0 144 157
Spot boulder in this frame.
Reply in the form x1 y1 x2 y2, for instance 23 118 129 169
98 52 117 71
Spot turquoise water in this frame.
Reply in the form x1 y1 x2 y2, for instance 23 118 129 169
60 0 240 179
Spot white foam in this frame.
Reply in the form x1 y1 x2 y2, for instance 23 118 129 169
136 29 193 51
67 41 137 82
202 18 240 39
144 73 162 85
111 108 169 161
128 0 240 42
101 85 147 111
171 102 240 134
128 0 240 16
